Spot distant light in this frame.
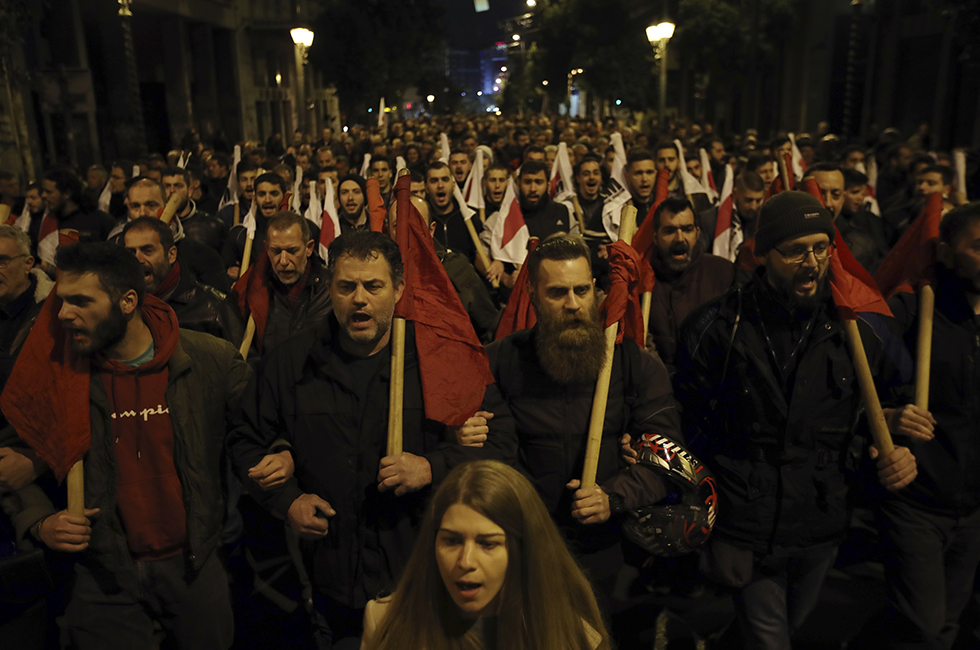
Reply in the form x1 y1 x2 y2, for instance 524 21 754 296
616 99 622 105
496 110 502 116
512 34 520 41
461 92 466 96
486 107 493 113
275 73 282 85
527 0 536 6
493 86 499 92
646 21 676 44
343 126 348 133
577 68 584 74
426 94 435 102
495 78 502 84
368 108 373 113
290 27 314 48
542 80 549 86
406 102 412 109
384 107 391 112
477 91 483 97
501 66 507 72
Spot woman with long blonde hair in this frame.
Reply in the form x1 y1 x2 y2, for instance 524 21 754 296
361 460 610 650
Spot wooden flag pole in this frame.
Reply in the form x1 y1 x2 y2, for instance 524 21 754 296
464 218 499 288
778 154 792 192
843 319 895 455
233 201 241 226
237 232 257 359
387 318 406 456
67 460 84 516
572 195 587 235
478 207 486 227
915 285 935 410
582 205 638 489
641 292 652 346
159 192 182 225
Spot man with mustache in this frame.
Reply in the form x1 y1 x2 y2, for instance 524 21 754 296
674 191 917 650
20 242 250 649
483 236 683 644
646 197 734 370
227 230 515 648
337 174 370 232
876 203 980 649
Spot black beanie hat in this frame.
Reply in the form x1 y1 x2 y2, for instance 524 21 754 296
338 173 367 197
753 191 835 256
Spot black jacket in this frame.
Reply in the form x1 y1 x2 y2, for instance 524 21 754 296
436 242 498 343
179 202 228 254
487 329 682 548
226 318 517 609
163 263 243 343
675 269 890 553
887 266 980 515
258 258 333 355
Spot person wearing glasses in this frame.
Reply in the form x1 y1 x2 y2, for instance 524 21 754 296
673 191 917 650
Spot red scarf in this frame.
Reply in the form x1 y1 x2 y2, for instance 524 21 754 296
152 261 181 299
283 261 312 311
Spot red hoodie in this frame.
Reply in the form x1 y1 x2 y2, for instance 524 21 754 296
98 299 185 560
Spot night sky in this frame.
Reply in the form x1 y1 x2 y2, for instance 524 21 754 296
437 0 527 50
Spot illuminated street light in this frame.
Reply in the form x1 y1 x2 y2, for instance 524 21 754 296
501 66 507 72
426 94 435 102
542 80 549 86
495 78 502 84
290 27 315 48
646 20 676 123
477 91 483 96
527 0 536 6
493 86 499 92
512 34 521 41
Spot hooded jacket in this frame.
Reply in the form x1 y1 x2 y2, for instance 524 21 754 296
96 300 185 559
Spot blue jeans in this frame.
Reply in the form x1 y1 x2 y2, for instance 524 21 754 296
733 545 839 650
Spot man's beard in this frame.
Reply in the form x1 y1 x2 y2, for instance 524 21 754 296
67 302 128 357
143 261 171 293
533 298 607 384
339 203 364 224
519 191 548 214
658 239 696 273
771 266 828 311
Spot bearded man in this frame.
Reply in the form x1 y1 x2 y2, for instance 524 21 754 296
483 236 684 644
674 191 917 650
646 198 734 370
13 243 250 649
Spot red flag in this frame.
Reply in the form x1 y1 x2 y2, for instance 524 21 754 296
599 241 645 348
494 239 539 340
873 193 943 298
764 176 784 202
830 225 893 320
392 174 493 425
631 169 670 294
230 250 272 353
366 177 386 233
799 178 823 204
1 232 87 481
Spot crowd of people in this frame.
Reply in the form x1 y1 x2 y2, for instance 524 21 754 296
0 110 978 650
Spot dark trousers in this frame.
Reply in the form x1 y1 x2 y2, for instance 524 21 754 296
733 544 838 650
59 551 233 650
876 498 980 650
311 593 364 650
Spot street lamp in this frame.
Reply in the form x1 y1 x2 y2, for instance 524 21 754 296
527 0 536 6
646 20 675 123
290 27 315 136
512 34 521 42
426 94 436 103
117 0 148 156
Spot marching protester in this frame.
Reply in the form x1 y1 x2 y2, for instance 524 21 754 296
227 230 515 648
3 243 251 649
162 166 228 254
674 191 917 650
122 216 241 342
361 460 610 650
230 211 332 357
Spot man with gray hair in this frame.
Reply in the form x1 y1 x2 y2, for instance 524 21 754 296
0 225 54 488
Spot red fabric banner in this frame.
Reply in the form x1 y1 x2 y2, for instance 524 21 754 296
230 250 272 353
873 193 943 297
392 174 493 425
366 177 387 233
599 241 645 348
630 169 670 294
494 239 540 340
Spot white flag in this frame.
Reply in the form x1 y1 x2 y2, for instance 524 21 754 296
462 149 486 210
674 139 708 198
218 145 242 212
488 179 528 266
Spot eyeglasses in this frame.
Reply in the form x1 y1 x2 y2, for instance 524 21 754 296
0 254 28 269
773 242 834 265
